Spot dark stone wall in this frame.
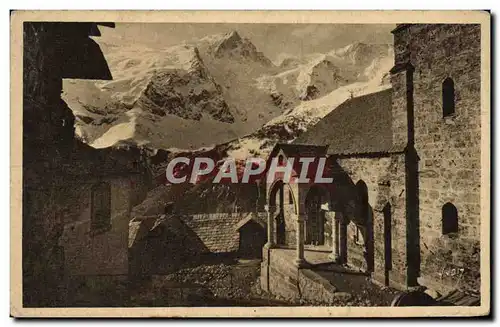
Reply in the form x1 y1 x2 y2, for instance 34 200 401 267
22 22 88 307
392 24 481 294
22 22 149 307
59 176 144 278
23 23 111 154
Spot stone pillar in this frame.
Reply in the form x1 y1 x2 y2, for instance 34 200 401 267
295 214 307 267
372 209 386 286
329 212 340 262
264 205 276 249
339 215 348 264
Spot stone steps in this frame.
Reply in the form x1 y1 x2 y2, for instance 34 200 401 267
262 249 353 305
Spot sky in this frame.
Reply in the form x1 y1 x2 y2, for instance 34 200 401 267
97 23 395 62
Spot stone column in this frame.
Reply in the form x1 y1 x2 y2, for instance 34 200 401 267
264 205 276 249
295 214 307 267
329 212 340 262
339 217 348 264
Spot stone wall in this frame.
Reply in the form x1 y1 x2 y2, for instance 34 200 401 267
334 154 408 288
393 24 481 294
60 176 142 277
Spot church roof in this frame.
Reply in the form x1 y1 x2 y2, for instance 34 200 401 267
293 88 394 156
268 143 328 158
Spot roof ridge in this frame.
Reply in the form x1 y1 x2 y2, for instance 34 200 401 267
349 87 392 101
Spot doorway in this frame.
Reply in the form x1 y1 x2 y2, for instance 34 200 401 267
305 185 328 245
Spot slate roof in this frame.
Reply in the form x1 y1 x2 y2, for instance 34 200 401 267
293 88 394 156
130 212 267 254
180 214 243 253
269 143 329 158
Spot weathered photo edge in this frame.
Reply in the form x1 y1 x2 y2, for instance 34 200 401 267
9 9 491 318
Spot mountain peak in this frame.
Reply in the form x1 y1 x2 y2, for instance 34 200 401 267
336 42 371 56
199 30 242 50
210 31 245 57
199 30 273 67
331 42 391 68
225 30 241 41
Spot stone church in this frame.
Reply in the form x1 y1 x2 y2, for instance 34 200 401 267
261 23 481 298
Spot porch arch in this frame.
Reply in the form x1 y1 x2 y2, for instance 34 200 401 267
267 179 298 214
304 184 331 245
267 180 286 245
354 179 374 272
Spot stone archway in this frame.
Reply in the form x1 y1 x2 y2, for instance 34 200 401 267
355 180 374 272
268 180 286 245
304 184 330 246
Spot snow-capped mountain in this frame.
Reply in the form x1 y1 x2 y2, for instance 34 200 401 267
328 42 392 69
62 32 393 154
256 56 353 113
200 30 273 67
225 43 394 160
63 31 284 150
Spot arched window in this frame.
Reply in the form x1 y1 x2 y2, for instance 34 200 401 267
91 182 111 231
356 180 369 221
442 78 455 117
442 202 458 235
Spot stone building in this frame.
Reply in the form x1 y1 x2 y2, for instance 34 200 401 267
128 211 266 278
261 24 481 299
22 22 150 306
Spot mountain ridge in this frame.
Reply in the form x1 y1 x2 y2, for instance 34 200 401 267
62 31 393 153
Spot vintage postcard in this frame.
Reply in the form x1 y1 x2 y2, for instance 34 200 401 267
10 10 491 317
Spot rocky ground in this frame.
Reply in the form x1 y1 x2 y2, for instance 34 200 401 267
126 258 398 307
126 258 292 306
313 266 399 306
66 255 398 307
